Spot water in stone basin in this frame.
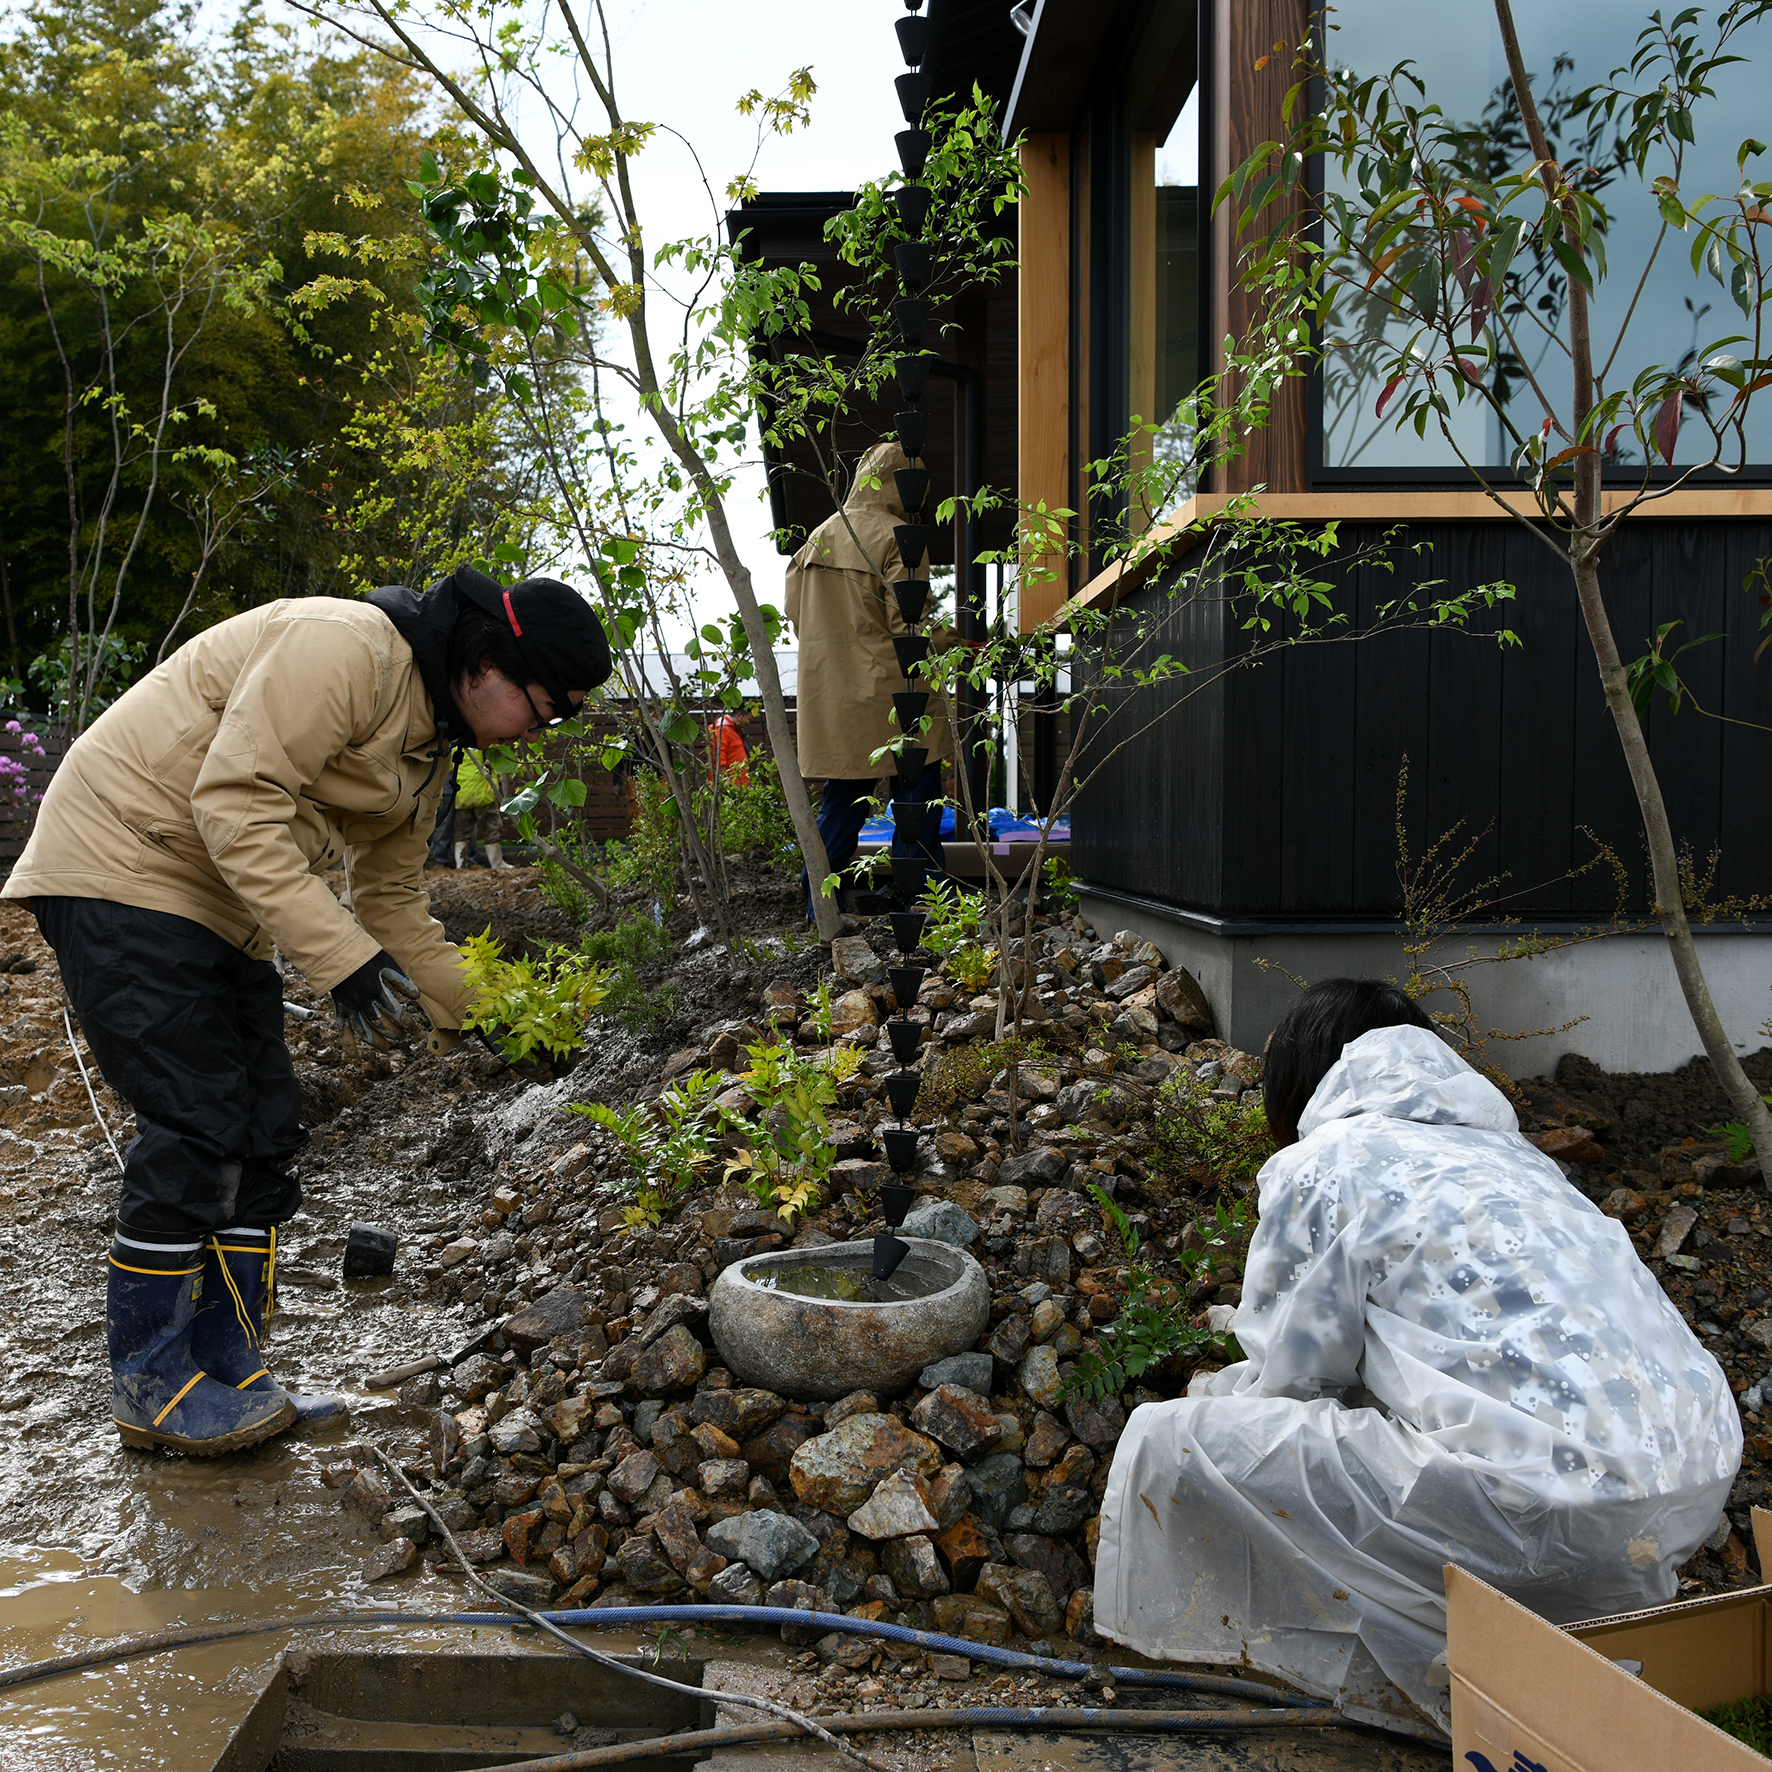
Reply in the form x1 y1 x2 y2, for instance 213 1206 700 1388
745 1260 947 1303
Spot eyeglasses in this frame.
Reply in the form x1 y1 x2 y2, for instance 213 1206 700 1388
521 684 573 733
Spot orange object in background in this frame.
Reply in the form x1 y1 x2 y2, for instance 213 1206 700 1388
712 713 750 786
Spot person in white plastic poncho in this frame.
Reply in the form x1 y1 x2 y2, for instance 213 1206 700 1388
1095 980 1741 1740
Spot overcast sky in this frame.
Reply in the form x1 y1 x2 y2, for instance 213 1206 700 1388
549 1 920 643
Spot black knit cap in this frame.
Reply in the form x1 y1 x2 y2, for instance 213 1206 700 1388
453 565 612 712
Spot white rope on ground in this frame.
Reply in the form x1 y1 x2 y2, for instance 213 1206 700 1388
63 997 124 1176
366 1443 899 1772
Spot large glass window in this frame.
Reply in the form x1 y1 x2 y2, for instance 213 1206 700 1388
1319 2 1771 474
1126 7 1200 521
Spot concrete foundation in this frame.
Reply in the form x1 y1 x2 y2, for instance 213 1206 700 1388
1077 884 1772 1079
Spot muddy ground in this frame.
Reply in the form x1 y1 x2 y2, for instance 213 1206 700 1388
0 863 1767 1771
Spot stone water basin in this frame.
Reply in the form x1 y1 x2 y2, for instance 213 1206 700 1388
708 1238 989 1402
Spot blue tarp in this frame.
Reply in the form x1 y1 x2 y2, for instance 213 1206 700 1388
858 808 1071 841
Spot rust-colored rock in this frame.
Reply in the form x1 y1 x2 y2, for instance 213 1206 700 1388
930 1593 1011 1645
976 1562 1061 1636
743 1412 824 1486
909 1384 1004 1462
691 1420 741 1461
788 1413 944 1515
688 1387 789 1439
502 1507 543 1568
1529 1125 1604 1165
932 1515 992 1591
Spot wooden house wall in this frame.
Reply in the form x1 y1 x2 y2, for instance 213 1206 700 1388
1072 520 1772 920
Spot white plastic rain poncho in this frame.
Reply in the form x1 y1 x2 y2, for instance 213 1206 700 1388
1095 1025 1741 1738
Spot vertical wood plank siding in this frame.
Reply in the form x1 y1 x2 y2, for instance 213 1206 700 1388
1211 0 1311 497
1071 521 1772 919
1018 134 1072 630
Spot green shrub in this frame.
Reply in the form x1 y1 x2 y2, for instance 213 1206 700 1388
457 930 615 1062
713 754 797 861
1701 1695 1772 1755
1147 1068 1274 1198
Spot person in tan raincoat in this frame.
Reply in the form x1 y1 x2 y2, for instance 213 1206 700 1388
4 567 609 1456
785 441 954 914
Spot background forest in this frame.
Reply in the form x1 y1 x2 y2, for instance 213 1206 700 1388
0 0 529 723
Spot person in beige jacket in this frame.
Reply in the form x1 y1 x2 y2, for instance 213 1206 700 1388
4 567 609 1455
785 440 954 914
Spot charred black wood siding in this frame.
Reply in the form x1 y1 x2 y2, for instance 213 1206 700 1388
1071 520 1772 920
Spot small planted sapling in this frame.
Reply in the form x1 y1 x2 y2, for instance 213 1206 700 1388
1060 1186 1252 1404
570 1070 722 1228
457 929 614 1062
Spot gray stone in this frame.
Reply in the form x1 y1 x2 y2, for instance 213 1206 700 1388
1654 1204 1699 1261
1032 1484 1095 1535
362 1536 418 1580
708 1238 990 1402
631 1324 707 1393
705 1508 821 1583
977 1185 1029 1217
640 1293 708 1346
488 1410 543 1455
1103 966 1157 1002
880 1534 951 1599
965 1451 1028 1532
831 935 887 986
998 1147 1068 1188
481 1566 557 1607
707 1561 764 1605
918 1351 995 1395
846 1469 941 1540
899 1201 980 1247
503 1286 588 1357
1064 1393 1126 1448
1018 1345 1063 1409
633 1400 666 1444
382 1503 431 1545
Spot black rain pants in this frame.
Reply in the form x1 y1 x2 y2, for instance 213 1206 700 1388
33 897 306 1239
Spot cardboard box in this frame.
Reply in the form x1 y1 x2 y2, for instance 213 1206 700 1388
1448 1509 1772 1769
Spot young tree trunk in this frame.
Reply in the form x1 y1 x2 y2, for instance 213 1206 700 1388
1497 0 1772 1179
1572 544 1772 1173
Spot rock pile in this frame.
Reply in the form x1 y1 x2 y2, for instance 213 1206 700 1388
334 910 1263 1646
331 903 1772 1625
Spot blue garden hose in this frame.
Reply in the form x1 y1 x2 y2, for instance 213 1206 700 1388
0 1602 1324 1711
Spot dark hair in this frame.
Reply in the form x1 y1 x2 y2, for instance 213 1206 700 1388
446 600 530 697
1262 978 1436 1148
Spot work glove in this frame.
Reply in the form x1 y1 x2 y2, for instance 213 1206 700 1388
331 950 420 1049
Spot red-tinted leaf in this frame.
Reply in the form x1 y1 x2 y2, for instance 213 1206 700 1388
1458 358 1483 385
1375 373 1405 420
1469 277 1492 340
1546 443 1598 468
1448 229 1476 291
1653 389 1684 464
1604 424 1626 457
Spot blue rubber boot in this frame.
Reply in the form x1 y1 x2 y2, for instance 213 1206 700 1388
192 1227 346 1424
108 1238 296 1454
